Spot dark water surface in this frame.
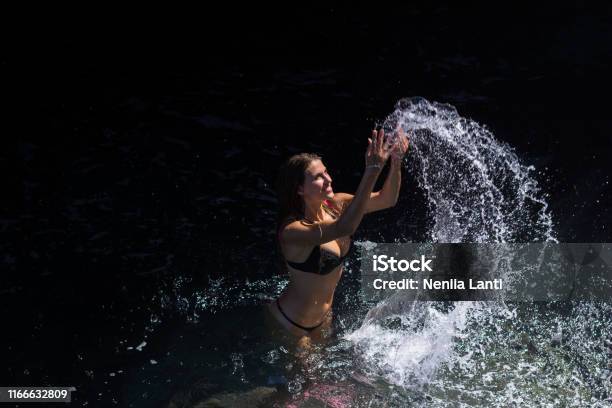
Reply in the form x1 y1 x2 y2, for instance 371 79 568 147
3 3 612 406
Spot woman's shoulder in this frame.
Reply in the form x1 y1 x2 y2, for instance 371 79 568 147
278 217 314 236
330 193 354 204
327 193 354 213
278 217 319 251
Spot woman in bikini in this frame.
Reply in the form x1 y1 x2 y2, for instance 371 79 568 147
269 128 410 338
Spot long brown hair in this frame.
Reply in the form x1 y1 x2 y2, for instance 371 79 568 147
276 153 321 233
275 153 321 273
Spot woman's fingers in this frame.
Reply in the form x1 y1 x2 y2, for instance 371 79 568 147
373 129 379 152
384 132 394 150
369 127 398 161
373 129 383 153
396 126 403 140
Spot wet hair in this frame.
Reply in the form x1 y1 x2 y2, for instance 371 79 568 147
275 152 321 233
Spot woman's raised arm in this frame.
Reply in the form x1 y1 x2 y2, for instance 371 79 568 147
281 129 392 246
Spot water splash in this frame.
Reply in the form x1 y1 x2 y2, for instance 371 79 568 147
386 96 556 244
347 97 611 406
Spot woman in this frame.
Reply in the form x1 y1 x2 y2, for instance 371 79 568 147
269 128 410 339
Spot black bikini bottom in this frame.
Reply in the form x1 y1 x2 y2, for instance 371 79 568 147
276 298 326 332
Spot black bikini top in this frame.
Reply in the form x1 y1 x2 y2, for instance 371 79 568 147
282 199 351 275
286 242 351 275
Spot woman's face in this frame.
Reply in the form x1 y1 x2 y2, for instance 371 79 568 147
299 159 334 201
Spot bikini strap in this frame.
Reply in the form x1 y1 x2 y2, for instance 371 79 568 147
276 298 324 331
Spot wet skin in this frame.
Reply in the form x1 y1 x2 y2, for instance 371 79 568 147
270 129 409 338
269 159 350 337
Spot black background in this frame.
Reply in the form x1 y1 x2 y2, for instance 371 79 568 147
3 2 612 404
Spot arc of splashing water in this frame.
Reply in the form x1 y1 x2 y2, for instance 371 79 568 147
387 97 556 243
347 97 558 391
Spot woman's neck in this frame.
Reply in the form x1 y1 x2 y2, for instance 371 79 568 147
304 199 326 223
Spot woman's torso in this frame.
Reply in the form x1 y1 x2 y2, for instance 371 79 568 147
275 201 351 331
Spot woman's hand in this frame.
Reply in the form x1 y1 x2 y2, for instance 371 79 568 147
366 129 392 170
391 127 410 162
